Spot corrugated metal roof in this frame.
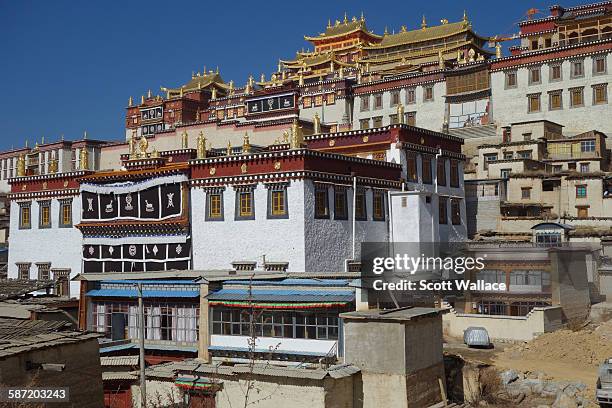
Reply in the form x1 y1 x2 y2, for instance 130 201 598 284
225 279 351 287
100 280 198 285
86 289 199 298
207 289 354 302
100 356 139 366
102 371 138 381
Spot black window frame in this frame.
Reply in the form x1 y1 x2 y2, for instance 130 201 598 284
333 187 348 220
234 186 256 221
314 185 330 219
58 199 73 228
355 188 367 221
372 190 385 221
38 200 52 229
205 189 224 221
267 183 289 219
19 202 32 230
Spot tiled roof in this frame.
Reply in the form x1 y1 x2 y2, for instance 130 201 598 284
86 289 199 298
0 331 101 359
146 359 360 380
225 279 351 287
0 279 54 300
366 21 472 49
102 371 138 381
0 319 70 339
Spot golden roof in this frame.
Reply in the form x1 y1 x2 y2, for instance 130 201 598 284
281 52 353 69
365 20 482 49
162 72 228 94
304 18 382 41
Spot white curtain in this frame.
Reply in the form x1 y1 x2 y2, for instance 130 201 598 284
96 304 106 332
185 308 197 343
175 307 186 342
151 306 161 340
128 305 138 339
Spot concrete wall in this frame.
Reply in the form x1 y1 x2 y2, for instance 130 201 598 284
136 374 359 408
343 315 445 408
443 306 564 342
0 338 103 408
550 249 591 322
7 197 83 297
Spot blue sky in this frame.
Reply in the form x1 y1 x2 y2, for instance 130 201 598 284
0 0 587 149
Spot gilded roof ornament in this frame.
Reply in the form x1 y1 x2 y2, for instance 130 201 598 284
440 18 448 25
343 12 348 24
360 11 365 22
421 15 427 30
141 95 145 104
128 96 133 106
139 135 149 158
197 131 207 159
147 89 152 99
242 132 251 154
327 19 331 29
400 25 407 33
226 140 232 156
17 154 26 177
181 130 188 149
79 147 89 170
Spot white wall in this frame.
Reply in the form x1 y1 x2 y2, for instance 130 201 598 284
7 197 83 297
491 52 612 136
191 181 307 271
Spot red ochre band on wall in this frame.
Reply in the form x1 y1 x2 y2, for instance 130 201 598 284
208 301 349 309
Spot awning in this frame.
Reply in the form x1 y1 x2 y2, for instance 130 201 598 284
207 289 355 303
86 289 199 298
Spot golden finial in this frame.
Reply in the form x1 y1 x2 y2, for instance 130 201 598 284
277 60 282 72
400 25 407 33
83 130 87 140
197 131 207 159
327 19 331 28
147 89 152 99
495 42 502 58
384 26 388 35
290 118 304 149
260 73 265 82
128 96 133 106
141 95 145 104
463 10 468 23
216 66 219 74
335 20 340 26
360 11 365 22
192 71 195 78
41 136 45 145
313 112 321 134
421 15 427 29
397 103 405 124
344 12 348 24
352 16 357 22
440 18 449 25
226 140 232 156
129 131 137 159
79 147 89 170
181 130 188 149
203 65 207 74
138 135 148 158
17 154 26 177
242 132 251 154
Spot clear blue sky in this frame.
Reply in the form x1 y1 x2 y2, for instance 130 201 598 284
0 0 587 149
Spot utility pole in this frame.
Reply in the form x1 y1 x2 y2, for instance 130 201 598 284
137 283 147 408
